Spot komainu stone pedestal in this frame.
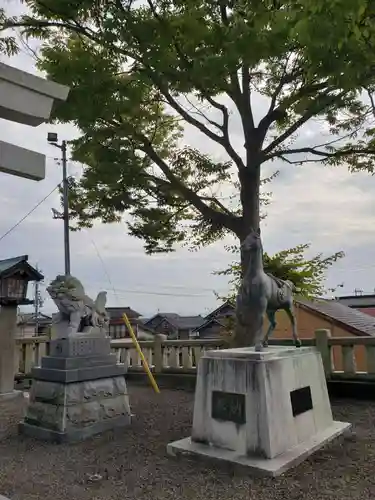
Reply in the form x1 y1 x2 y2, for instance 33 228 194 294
167 346 351 476
19 335 131 443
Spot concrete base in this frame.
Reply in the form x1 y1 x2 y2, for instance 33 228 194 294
19 335 131 443
19 413 131 443
168 421 351 477
0 390 24 402
167 346 351 476
19 374 131 443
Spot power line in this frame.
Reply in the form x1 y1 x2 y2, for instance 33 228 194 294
75 233 223 300
0 184 60 243
38 277 227 297
39 281 221 298
3 185 371 298
37 265 375 298
105 289 214 298
88 239 217 299
86 234 224 302
89 236 119 302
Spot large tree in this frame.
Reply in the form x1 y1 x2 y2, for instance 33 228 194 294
3 0 375 346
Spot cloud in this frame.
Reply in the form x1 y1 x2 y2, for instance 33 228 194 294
264 165 375 248
1 0 375 317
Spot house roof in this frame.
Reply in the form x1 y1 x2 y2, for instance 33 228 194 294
152 313 180 321
196 298 375 337
17 312 52 325
144 313 205 330
136 322 157 335
0 256 25 273
205 300 235 320
193 317 227 332
106 307 141 320
0 255 43 281
174 315 206 329
297 298 375 337
335 294 375 308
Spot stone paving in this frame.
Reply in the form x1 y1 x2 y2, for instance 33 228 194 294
0 384 374 500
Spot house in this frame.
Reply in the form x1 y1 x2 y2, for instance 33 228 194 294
106 307 145 339
335 294 375 317
196 297 375 338
106 306 155 340
16 311 52 338
194 300 236 339
285 298 375 338
195 298 375 370
191 317 231 339
276 298 375 372
204 300 236 322
142 313 205 339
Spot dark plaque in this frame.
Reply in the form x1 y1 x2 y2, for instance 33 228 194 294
290 386 313 417
211 391 246 425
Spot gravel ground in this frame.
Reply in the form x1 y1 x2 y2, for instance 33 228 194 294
0 385 374 500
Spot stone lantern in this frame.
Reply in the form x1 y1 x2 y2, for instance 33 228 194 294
0 255 43 399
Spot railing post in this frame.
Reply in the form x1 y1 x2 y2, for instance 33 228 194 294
14 340 21 376
153 334 164 374
342 345 356 375
315 329 332 378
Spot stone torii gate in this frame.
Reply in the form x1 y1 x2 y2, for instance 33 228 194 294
0 61 69 399
0 61 69 180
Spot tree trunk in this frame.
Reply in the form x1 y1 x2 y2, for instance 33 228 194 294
239 165 261 237
230 165 264 348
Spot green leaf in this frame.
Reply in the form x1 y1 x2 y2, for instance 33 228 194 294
215 244 345 301
0 9 19 56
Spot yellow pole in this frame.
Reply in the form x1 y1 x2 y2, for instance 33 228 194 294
122 313 160 394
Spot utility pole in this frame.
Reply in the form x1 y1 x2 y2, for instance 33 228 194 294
48 132 71 276
34 277 39 335
33 264 44 336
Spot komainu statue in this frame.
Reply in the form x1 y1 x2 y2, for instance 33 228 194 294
47 275 110 338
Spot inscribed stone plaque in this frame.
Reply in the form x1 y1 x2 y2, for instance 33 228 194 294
290 386 313 417
49 337 111 357
211 391 246 425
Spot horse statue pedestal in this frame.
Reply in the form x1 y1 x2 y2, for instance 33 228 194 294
167 346 351 476
19 335 131 443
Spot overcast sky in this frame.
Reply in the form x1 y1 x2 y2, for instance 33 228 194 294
1 0 375 318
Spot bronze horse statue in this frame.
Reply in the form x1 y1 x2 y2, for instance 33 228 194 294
236 229 301 351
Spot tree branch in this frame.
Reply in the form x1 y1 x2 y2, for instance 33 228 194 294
267 145 375 163
216 0 255 154
259 80 332 145
241 63 256 158
140 137 241 234
176 95 224 132
147 72 231 144
140 0 245 170
365 87 375 119
95 114 242 232
242 64 254 127
258 56 300 138
200 195 233 216
262 91 347 155
8 6 246 171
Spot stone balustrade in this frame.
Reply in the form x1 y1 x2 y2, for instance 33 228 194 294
13 329 375 382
